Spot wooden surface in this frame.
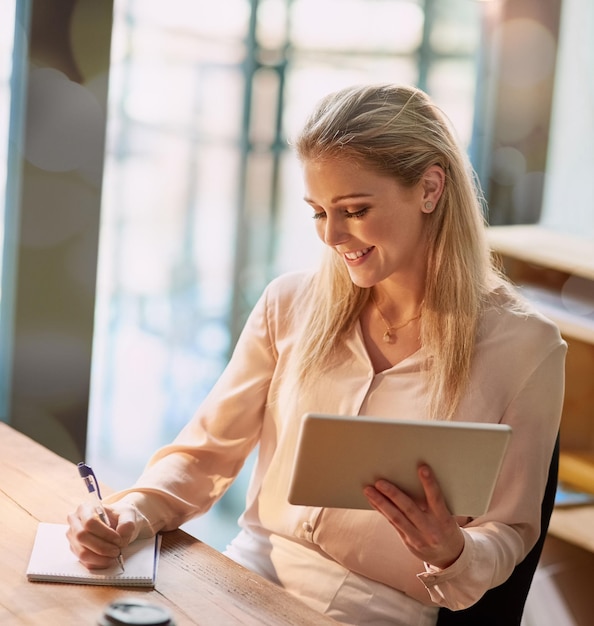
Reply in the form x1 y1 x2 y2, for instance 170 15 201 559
488 225 594 343
488 224 594 555
0 422 337 625
487 224 594 280
549 506 594 554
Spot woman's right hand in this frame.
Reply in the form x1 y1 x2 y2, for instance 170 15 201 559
66 499 146 570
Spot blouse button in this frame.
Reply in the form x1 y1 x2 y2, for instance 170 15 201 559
302 521 313 534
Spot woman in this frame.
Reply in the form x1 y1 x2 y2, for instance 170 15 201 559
67 84 566 625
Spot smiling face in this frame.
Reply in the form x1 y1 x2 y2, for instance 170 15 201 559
303 157 437 290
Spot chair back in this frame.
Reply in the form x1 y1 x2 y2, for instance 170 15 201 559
436 435 559 626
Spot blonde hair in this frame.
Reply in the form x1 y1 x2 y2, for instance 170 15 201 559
291 83 507 420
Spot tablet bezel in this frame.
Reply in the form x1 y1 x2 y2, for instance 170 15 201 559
287 413 512 517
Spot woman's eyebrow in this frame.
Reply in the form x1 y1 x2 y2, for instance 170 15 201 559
303 192 374 204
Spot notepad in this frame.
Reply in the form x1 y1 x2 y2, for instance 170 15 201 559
26 523 161 587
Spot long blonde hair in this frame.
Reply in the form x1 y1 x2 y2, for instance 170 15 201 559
291 83 507 420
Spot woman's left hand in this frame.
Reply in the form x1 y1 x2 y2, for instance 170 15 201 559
363 464 466 569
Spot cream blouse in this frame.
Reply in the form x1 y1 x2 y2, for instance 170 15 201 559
110 271 567 610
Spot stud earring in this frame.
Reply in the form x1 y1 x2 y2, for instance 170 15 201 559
423 201 434 213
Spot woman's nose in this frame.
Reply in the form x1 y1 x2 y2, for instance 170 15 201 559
323 216 349 246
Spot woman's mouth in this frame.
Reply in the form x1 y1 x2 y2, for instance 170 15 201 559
344 246 373 261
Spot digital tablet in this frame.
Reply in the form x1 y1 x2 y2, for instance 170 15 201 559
287 413 512 517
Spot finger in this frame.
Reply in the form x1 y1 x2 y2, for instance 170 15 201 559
85 501 132 541
72 502 116 537
113 510 140 545
363 485 410 538
364 481 424 533
66 508 123 570
67 511 122 554
417 464 451 517
71 543 120 570
375 479 428 520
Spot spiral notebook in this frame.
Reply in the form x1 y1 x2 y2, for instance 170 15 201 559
26 523 161 587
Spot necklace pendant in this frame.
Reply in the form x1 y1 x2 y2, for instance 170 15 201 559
383 329 395 344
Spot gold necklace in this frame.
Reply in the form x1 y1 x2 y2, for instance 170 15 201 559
370 292 423 344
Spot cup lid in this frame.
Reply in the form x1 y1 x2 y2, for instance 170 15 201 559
99 599 175 626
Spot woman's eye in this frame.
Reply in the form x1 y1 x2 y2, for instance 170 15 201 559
346 207 369 218
311 207 368 220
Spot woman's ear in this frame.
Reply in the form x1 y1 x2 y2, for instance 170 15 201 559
420 165 445 213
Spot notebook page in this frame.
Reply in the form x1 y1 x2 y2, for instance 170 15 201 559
26 523 160 587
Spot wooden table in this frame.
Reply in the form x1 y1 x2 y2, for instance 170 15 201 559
0 422 337 625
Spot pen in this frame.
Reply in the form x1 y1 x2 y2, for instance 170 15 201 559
77 462 125 572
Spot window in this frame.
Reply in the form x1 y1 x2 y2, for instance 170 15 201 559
0 0 18 419
541 0 594 237
0 0 478 550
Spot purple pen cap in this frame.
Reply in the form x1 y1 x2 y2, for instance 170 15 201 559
98 599 175 626
78 462 104 499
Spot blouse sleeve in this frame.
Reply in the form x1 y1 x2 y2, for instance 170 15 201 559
417 340 566 610
105 281 279 535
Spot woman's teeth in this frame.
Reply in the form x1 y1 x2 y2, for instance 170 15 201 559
345 247 372 260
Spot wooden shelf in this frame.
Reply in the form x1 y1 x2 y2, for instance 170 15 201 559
549 506 594 553
519 284 594 344
487 225 594 281
488 224 594 554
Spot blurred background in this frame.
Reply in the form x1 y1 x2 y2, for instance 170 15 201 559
0 0 592 562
